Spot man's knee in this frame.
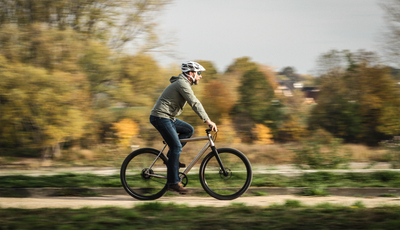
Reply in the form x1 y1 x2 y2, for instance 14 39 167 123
170 144 183 155
188 125 194 137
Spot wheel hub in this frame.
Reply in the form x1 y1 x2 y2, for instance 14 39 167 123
219 168 232 180
141 168 154 180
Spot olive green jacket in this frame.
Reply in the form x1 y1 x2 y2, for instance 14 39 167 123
150 74 210 122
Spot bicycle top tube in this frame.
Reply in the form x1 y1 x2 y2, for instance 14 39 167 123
179 129 216 143
179 136 209 143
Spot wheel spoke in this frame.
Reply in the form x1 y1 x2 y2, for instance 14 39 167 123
200 148 252 200
121 149 168 200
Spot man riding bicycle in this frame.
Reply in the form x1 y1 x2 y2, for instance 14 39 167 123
150 61 218 195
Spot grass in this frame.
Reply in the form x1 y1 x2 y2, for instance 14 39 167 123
380 193 399 197
1 202 400 229
2 171 400 189
298 187 330 196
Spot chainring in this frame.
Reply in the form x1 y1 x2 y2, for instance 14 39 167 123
179 172 188 187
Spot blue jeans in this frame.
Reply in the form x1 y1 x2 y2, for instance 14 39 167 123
149 115 194 184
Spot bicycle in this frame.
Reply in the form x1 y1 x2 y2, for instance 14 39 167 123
120 129 253 200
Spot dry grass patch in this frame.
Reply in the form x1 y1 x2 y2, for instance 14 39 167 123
344 144 388 162
179 141 294 165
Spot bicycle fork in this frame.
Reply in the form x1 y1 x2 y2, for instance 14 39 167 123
207 132 229 177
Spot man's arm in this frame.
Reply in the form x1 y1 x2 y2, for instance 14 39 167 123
178 82 210 122
178 81 218 131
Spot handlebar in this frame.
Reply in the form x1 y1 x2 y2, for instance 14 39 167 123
205 128 218 134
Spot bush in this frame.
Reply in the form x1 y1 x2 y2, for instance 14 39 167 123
284 199 303 208
292 130 351 169
380 137 400 169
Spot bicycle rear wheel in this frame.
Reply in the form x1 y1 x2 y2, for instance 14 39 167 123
199 148 252 200
120 148 168 200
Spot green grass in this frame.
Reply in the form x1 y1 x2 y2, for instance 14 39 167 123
1 171 400 189
1 202 400 229
298 187 330 196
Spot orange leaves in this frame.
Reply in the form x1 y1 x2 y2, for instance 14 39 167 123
252 124 274 145
111 118 140 148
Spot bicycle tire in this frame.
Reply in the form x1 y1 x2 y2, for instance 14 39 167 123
120 148 168 200
199 148 252 200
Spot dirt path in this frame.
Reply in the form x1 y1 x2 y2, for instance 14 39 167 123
2 195 400 209
2 163 400 209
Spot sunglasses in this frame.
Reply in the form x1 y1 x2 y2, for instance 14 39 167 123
197 71 201 75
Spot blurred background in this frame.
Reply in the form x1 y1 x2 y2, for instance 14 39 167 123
0 0 400 168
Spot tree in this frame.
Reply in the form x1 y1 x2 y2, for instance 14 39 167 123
222 57 262 111
0 55 90 157
225 57 258 74
0 23 86 71
236 69 274 123
380 0 400 65
196 60 218 82
119 53 163 106
111 118 139 148
233 68 283 141
0 0 172 52
277 89 309 142
0 1 173 157
201 80 235 124
252 124 274 145
279 67 301 82
309 50 400 144
308 75 364 142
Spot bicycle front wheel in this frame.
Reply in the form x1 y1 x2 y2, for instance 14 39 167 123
120 148 168 200
199 148 253 200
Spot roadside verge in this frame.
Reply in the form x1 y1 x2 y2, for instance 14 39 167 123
1 187 400 198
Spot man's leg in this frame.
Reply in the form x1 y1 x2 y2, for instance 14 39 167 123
174 119 194 148
149 116 182 185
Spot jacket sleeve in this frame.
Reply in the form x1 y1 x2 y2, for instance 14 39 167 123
178 81 210 122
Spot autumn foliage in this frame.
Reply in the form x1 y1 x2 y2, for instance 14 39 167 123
1 1 400 159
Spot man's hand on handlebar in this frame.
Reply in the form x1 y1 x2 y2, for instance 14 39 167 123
206 120 218 132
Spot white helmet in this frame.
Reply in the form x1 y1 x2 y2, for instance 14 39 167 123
181 61 206 72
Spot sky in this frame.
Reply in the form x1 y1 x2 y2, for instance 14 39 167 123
154 0 386 75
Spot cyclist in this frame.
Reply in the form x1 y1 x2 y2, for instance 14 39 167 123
150 61 218 194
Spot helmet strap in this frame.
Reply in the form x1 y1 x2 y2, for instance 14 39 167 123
183 72 197 85
192 72 198 85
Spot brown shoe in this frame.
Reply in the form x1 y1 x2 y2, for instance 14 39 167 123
168 183 189 195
